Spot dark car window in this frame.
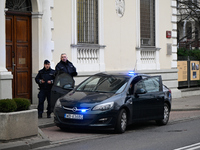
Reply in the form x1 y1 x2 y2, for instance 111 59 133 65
76 75 129 93
54 73 74 88
135 76 160 93
129 76 142 95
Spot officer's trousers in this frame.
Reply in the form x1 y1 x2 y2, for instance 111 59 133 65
37 89 51 115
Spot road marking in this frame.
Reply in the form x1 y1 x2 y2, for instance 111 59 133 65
174 142 200 150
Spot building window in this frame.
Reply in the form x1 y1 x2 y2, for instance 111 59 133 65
77 0 98 44
140 0 155 47
6 0 32 12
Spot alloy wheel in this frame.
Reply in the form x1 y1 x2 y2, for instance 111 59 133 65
121 112 127 131
163 105 169 123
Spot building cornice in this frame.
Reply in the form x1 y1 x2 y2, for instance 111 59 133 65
32 12 43 18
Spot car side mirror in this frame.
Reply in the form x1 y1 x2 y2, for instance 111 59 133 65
63 84 73 90
135 88 147 94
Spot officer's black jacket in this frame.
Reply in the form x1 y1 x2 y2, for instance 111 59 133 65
35 67 56 90
55 60 77 77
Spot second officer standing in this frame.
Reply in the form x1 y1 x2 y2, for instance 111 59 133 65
35 60 56 118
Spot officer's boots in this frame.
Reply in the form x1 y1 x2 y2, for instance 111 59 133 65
38 113 42 118
47 113 51 118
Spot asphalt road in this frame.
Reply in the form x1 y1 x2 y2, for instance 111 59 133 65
41 117 200 150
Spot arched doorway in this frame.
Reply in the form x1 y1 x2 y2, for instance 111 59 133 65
6 0 32 100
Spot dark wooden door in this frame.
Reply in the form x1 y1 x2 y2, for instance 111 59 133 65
6 12 32 100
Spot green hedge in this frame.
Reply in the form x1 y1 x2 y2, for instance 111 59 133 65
177 48 200 60
13 98 31 111
0 99 17 112
0 98 30 112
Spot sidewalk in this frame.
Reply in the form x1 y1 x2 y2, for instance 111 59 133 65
172 95 200 111
1 95 200 150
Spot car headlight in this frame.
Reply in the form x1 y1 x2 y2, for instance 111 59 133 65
55 99 62 108
92 102 114 111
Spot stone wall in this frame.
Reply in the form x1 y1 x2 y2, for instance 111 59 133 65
0 109 38 141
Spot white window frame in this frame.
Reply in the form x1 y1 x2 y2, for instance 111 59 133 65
71 0 105 72
77 0 98 44
136 0 160 70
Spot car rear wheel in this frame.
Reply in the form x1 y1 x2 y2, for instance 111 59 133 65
115 109 127 133
156 103 170 125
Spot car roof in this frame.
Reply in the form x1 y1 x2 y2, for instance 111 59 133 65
94 71 150 78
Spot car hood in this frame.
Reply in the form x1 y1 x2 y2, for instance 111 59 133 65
60 91 115 106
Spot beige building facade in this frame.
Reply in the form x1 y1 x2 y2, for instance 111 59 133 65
0 0 180 106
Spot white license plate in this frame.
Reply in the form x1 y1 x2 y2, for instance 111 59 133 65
64 114 83 120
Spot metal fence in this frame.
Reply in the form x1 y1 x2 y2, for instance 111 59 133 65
178 58 200 88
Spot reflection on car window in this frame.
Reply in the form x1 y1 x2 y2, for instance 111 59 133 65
135 81 145 91
144 78 159 93
54 73 74 88
76 75 129 93
135 77 160 93
116 82 127 94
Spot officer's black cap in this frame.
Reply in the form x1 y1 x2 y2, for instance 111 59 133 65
44 60 50 64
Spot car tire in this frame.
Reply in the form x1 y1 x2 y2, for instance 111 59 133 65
115 109 127 133
156 103 170 125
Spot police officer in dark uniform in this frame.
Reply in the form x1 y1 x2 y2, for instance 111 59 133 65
55 53 77 77
35 60 56 118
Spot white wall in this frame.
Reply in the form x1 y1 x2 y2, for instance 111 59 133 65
104 0 137 71
0 0 13 99
0 0 6 72
158 0 174 69
52 0 72 67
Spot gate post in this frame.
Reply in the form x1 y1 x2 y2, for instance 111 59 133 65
187 56 190 88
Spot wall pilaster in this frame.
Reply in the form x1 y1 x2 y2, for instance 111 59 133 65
0 1 13 99
171 0 178 68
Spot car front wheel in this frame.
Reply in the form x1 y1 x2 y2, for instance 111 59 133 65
156 103 170 125
115 109 127 133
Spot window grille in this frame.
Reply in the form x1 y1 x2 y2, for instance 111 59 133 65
188 0 198 8
140 0 155 47
193 0 197 4
77 0 98 44
6 0 32 12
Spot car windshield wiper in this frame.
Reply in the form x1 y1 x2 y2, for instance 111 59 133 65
93 90 115 93
76 89 98 92
75 89 114 93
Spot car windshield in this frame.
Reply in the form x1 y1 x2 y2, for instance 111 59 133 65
76 75 129 93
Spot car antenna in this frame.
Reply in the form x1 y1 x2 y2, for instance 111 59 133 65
133 60 137 72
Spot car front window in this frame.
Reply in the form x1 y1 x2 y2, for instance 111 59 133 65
76 75 129 93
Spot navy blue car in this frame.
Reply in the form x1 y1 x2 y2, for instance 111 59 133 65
53 72 172 133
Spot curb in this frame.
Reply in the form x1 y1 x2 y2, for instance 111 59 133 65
33 134 112 150
0 141 30 150
0 128 50 150
171 108 200 111
39 123 55 129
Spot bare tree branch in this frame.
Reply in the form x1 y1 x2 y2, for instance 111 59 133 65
177 0 200 48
